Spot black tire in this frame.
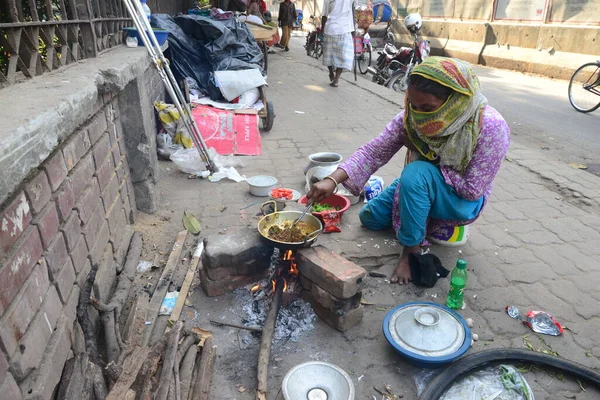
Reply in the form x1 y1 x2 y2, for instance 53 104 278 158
261 101 275 131
419 349 600 400
357 48 372 74
306 41 315 56
568 62 600 113
387 71 407 92
314 41 323 59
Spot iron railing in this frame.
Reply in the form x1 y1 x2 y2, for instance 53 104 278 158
0 0 131 86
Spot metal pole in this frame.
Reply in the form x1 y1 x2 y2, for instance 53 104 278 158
122 0 218 172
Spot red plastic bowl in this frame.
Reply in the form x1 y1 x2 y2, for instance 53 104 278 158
298 194 351 219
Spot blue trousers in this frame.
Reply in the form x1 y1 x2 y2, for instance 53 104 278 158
359 161 484 246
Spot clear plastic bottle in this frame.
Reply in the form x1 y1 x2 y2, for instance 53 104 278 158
140 0 151 22
446 258 467 309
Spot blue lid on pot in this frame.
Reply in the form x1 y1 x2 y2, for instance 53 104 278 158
383 302 471 367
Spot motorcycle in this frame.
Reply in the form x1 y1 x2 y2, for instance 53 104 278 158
366 13 430 93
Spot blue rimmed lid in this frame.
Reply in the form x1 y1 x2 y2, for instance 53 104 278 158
382 301 471 367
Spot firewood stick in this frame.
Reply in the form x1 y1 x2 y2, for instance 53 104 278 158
137 337 168 400
156 321 183 400
174 351 182 400
209 320 263 332
191 336 217 400
179 345 197 400
176 334 198 362
256 278 284 400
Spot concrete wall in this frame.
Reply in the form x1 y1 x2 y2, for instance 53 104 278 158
0 46 163 399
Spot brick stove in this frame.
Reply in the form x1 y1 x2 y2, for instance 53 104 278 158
200 228 367 332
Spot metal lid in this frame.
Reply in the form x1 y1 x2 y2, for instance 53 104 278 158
247 175 277 187
387 304 466 358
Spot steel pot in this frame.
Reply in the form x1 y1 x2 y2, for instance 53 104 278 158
257 201 323 250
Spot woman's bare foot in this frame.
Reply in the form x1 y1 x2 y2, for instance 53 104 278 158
390 260 412 284
329 70 334 82
390 244 420 285
330 79 339 87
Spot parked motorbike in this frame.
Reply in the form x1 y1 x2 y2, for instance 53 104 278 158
366 13 430 93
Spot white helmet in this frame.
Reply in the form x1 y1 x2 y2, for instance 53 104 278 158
404 13 422 33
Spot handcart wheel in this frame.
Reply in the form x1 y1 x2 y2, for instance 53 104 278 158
261 101 275 131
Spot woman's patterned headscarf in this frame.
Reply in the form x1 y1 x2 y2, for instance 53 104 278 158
404 57 487 173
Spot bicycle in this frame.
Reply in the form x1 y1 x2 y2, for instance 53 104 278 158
354 31 372 74
568 60 600 113
305 16 323 59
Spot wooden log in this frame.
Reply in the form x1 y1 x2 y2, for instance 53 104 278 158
169 241 202 324
256 278 284 400
123 292 150 347
156 321 183 400
143 231 188 346
176 335 197 363
179 345 197 400
105 347 150 400
190 336 217 400
136 335 168 400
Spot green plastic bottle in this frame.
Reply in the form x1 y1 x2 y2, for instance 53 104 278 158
446 259 468 309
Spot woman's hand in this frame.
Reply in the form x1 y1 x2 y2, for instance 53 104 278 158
306 178 337 203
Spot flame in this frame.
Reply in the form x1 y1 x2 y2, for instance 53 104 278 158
251 284 260 293
271 279 276 292
283 250 299 276
283 279 288 292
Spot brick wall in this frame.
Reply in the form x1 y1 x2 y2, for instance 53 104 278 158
0 93 137 399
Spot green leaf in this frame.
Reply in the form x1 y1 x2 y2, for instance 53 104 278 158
183 211 201 235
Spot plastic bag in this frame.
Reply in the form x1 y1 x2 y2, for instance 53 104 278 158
159 291 180 316
321 210 342 233
170 147 245 175
415 369 439 397
440 365 534 400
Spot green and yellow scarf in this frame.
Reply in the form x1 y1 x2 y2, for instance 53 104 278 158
403 57 487 173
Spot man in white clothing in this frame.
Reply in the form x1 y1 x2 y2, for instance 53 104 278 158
321 0 355 87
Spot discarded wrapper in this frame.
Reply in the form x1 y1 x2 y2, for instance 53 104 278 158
159 291 180 316
505 305 564 336
321 210 342 233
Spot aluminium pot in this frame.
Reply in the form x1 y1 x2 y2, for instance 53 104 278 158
257 201 323 250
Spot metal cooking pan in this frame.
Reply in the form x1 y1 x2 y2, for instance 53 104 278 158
257 201 323 250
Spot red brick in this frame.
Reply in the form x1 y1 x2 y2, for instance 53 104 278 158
0 352 8 380
302 290 363 332
1 191 32 256
53 180 75 222
45 233 69 279
101 173 119 213
112 143 122 168
87 110 108 144
24 171 52 214
41 151 68 192
69 152 94 200
62 129 91 171
95 155 113 191
53 258 76 304
82 204 104 251
107 122 118 146
74 178 100 224
61 211 82 251
0 263 50 355
20 287 79 400
0 373 22 400
69 234 89 275
105 195 121 235
0 227 43 316
297 246 367 299
89 222 110 265
32 202 59 248
110 208 127 249
92 133 111 169
9 286 62 380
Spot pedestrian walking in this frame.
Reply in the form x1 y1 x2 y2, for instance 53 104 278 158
307 57 510 284
277 0 296 51
322 0 355 86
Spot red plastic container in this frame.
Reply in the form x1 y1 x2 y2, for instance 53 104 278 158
298 194 351 219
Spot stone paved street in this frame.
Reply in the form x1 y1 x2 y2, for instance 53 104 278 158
136 35 600 399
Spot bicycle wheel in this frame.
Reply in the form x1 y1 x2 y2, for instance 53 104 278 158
260 41 268 74
568 62 600 113
306 41 315 57
357 48 371 74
